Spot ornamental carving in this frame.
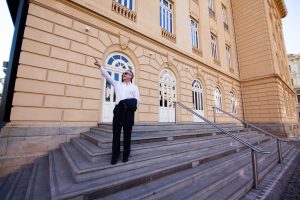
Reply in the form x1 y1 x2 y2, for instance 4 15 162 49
120 34 130 50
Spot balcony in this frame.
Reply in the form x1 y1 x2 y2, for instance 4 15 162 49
161 28 176 43
112 1 136 22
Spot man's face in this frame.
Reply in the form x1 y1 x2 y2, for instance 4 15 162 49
122 71 133 82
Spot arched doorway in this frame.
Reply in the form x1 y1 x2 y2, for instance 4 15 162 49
102 53 135 122
192 80 204 122
159 69 176 122
215 87 222 112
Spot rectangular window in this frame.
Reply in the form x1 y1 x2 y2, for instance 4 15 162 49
115 0 134 10
222 4 228 30
226 45 231 67
297 95 300 104
211 33 218 60
160 0 174 33
208 0 214 10
208 0 215 17
191 19 199 48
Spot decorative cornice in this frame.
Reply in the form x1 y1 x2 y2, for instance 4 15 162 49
274 0 288 18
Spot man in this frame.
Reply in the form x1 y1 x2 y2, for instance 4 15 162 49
94 58 140 165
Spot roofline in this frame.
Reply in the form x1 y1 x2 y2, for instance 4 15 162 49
275 0 288 18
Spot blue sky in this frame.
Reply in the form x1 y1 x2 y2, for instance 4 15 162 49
282 0 300 55
0 0 300 79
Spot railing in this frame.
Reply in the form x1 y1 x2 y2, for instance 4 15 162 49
112 1 137 22
161 28 176 42
175 102 270 189
212 106 300 166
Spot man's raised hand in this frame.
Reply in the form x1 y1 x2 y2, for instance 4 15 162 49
94 57 101 68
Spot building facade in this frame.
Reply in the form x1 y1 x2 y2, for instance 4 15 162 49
0 77 4 104
289 54 300 121
0 0 297 175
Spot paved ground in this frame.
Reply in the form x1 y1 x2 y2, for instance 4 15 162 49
280 141 300 200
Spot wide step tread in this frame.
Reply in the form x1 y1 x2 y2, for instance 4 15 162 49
25 156 50 200
0 173 18 199
62 134 269 180
5 165 33 200
50 135 270 199
73 131 260 162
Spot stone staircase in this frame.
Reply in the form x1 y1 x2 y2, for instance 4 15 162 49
0 122 299 200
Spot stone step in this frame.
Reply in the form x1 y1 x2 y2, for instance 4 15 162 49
72 131 260 163
25 156 50 200
90 126 248 138
100 140 286 200
0 173 18 199
82 127 251 148
62 133 269 183
240 146 300 200
205 146 299 200
4 164 33 200
98 122 243 131
94 123 245 133
159 143 290 200
49 136 271 199
0 175 8 192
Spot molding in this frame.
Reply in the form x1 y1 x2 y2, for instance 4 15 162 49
241 74 295 94
274 0 288 18
119 34 130 50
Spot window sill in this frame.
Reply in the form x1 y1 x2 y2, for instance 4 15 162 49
224 23 229 31
161 28 176 43
112 1 136 22
209 8 216 19
214 59 221 66
192 47 202 56
192 0 199 4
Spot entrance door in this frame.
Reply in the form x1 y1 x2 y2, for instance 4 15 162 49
192 80 204 122
159 69 176 122
102 53 134 122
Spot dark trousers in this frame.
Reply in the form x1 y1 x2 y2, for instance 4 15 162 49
112 123 133 159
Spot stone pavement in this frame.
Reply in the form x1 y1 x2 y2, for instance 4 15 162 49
241 140 300 200
280 141 300 200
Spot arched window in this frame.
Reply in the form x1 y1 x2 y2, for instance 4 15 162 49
159 69 176 108
104 53 134 103
215 87 222 112
230 91 237 113
192 80 204 111
106 54 133 71
159 69 177 122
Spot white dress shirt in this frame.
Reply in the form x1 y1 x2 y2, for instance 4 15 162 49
100 67 140 105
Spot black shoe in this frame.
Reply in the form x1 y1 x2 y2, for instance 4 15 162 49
111 158 118 165
122 157 128 163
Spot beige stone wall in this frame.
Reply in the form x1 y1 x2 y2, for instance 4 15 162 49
232 0 298 135
243 77 289 123
232 0 274 80
9 0 242 125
